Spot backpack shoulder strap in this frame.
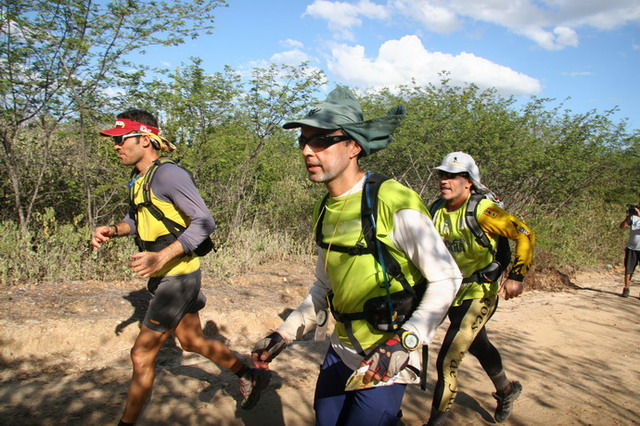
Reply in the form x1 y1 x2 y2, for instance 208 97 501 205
314 174 388 256
314 173 415 298
360 173 389 248
429 198 445 218
139 158 186 236
362 174 417 299
143 158 176 189
466 193 494 252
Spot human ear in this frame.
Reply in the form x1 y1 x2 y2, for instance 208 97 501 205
348 140 362 159
139 135 152 148
464 178 473 190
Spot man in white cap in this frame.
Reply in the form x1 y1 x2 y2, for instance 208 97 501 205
250 87 462 425
90 109 270 425
425 152 535 425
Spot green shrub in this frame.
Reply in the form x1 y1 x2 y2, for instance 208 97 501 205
0 211 315 284
0 210 135 285
201 221 314 279
528 200 627 269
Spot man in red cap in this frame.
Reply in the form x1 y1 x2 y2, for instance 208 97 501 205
91 109 269 425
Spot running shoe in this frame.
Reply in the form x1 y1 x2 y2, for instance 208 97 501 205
622 287 630 297
492 381 522 423
239 368 271 410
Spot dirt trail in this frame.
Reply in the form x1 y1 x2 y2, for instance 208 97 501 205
1 266 638 425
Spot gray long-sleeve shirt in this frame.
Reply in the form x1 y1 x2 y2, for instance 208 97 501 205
124 162 215 254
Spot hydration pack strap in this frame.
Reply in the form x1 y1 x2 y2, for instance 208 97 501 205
129 158 215 256
363 173 398 331
430 194 493 253
466 194 494 253
420 345 429 391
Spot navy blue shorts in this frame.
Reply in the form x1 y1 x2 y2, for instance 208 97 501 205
314 346 406 426
143 269 206 332
625 248 640 275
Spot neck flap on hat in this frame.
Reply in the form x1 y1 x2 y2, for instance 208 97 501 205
340 104 406 156
323 87 406 156
283 86 406 156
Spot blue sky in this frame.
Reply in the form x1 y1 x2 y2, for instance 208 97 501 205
138 0 640 131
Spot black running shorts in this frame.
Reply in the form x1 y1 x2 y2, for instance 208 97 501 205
143 269 207 332
624 248 640 275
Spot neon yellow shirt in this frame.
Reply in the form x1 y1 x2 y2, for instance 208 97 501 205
130 176 199 277
315 179 427 350
432 196 535 305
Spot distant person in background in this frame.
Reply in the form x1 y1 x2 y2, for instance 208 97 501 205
90 109 269 425
426 152 535 425
620 204 640 297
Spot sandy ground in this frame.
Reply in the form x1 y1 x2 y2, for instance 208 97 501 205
0 264 638 425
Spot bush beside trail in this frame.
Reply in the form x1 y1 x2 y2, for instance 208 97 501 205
0 202 629 289
1 71 637 287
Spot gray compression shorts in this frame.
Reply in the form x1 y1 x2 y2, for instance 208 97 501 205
143 269 207 332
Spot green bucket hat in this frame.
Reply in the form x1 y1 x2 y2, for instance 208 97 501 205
283 87 406 157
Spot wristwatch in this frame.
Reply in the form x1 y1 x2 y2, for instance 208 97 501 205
398 329 420 351
316 309 328 327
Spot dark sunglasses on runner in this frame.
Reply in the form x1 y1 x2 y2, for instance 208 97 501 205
113 133 142 145
438 171 470 180
298 134 352 150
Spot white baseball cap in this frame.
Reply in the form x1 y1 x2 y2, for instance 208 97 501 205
435 152 489 194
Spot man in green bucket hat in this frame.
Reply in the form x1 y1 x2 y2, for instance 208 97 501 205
251 87 462 425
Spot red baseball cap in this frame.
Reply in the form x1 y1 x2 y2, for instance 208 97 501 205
99 118 159 136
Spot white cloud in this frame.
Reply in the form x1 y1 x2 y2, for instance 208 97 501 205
304 0 389 40
103 87 126 98
270 49 310 65
553 26 579 48
392 0 461 33
520 25 579 50
392 0 640 50
559 0 640 30
302 0 639 50
327 35 542 95
270 39 311 66
281 39 304 48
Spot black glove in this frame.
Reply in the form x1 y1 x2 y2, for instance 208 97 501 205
362 338 410 381
252 332 287 363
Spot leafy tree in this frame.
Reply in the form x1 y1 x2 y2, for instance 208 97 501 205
361 80 637 219
0 0 227 232
209 62 326 236
121 60 327 242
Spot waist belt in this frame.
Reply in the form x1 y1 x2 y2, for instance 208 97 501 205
135 233 176 253
136 232 214 256
328 280 427 330
462 261 503 284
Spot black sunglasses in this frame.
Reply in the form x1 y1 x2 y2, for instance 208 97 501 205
438 171 470 180
298 134 352 150
113 133 142 145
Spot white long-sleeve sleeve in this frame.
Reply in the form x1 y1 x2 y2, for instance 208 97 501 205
276 249 331 342
276 207 461 379
390 209 462 345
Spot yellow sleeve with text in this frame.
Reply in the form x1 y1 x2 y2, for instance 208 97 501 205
477 203 535 278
